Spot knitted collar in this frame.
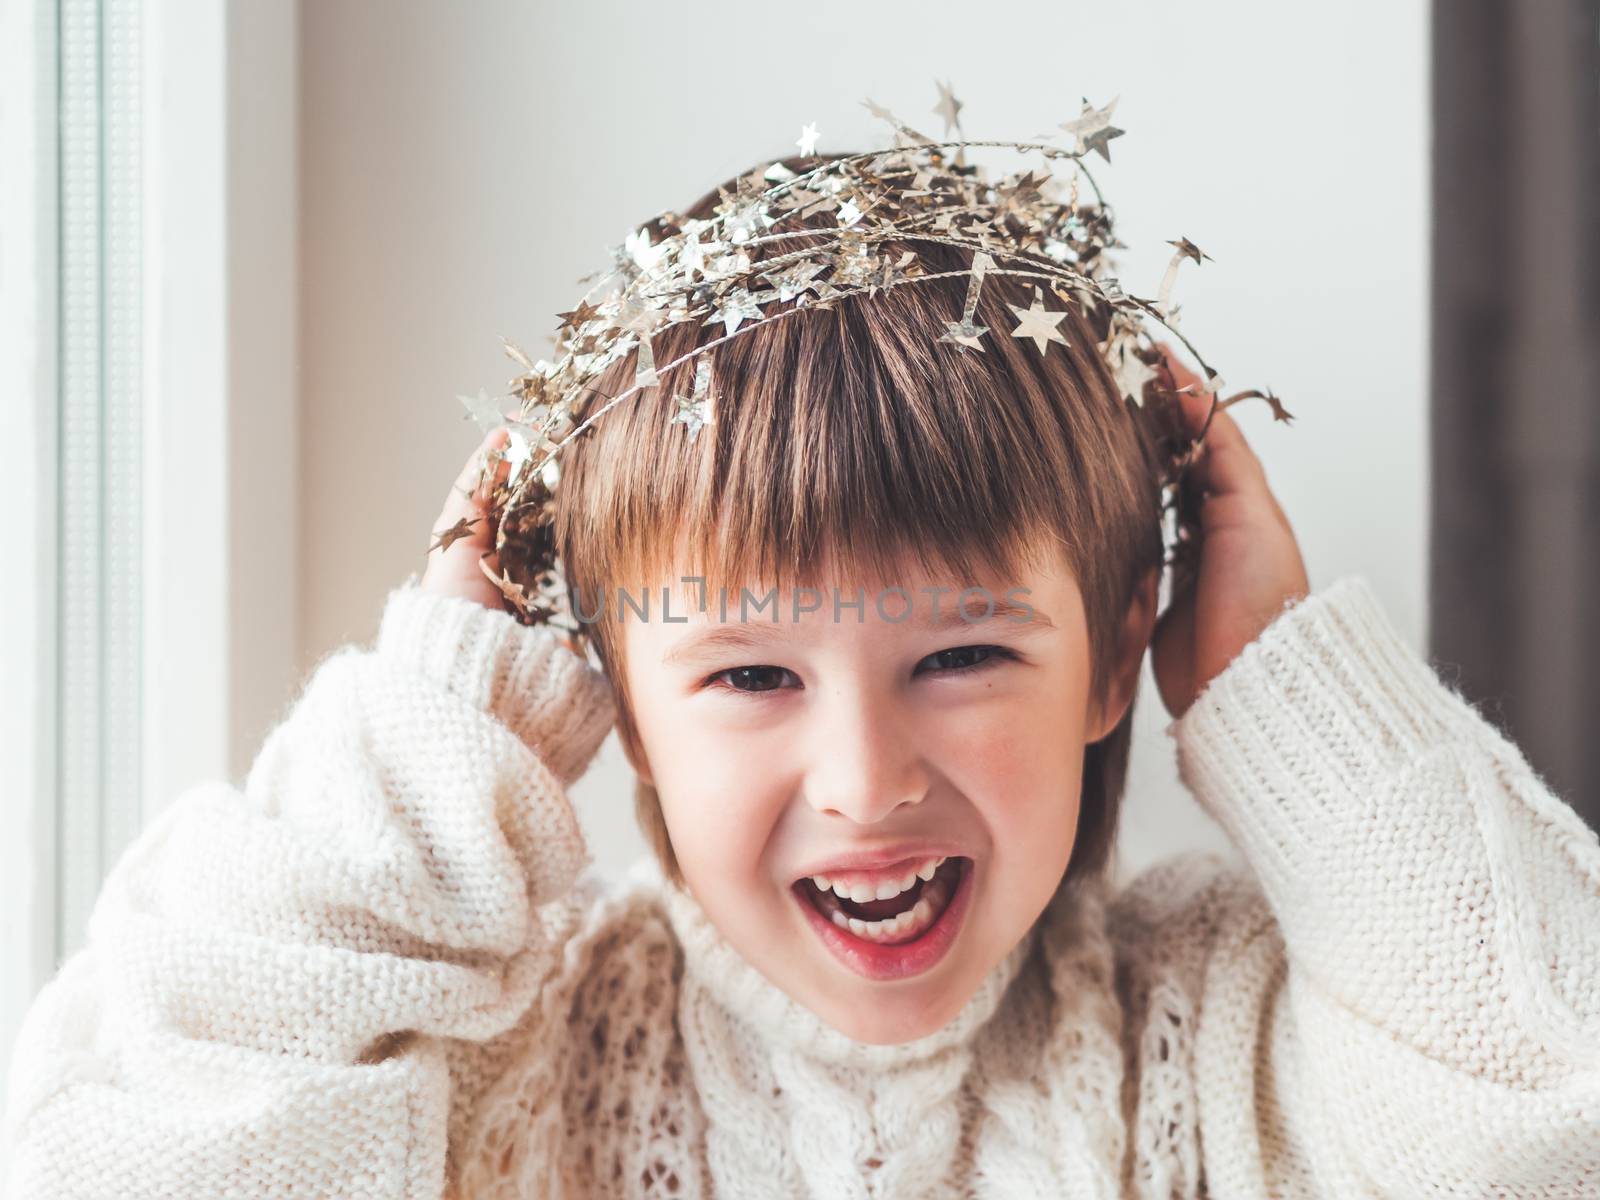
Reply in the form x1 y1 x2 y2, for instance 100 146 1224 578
652 864 1044 1070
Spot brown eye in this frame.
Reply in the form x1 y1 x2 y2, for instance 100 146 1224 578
919 645 1014 675
711 665 796 694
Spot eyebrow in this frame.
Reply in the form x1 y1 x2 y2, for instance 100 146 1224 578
660 597 1055 667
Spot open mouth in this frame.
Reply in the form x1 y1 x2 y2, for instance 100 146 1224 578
790 856 975 982
797 856 965 942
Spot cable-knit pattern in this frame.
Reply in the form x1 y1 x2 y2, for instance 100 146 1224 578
375 581 616 787
7 575 1600 1197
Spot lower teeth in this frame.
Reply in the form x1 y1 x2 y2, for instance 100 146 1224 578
810 860 960 944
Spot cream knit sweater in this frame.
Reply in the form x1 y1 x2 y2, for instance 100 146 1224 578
6 575 1600 1198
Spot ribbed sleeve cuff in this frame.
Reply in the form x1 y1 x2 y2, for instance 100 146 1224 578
1165 576 1483 873
375 582 616 786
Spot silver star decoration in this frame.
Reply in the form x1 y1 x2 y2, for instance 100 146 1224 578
670 357 717 443
458 388 509 434
617 300 668 387
762 260 828 302
1099 276 1133 308
723 200 768 244
705 286 765 336
502 425 537 478
624 226 667 273
861 97 896 123
701 245 753 282
616 298 667 334
932 80 964 135
445 81 1289 633
1099 334 1159 403
1155 236 1213 317
1060 96 1124 162
679 232 707 278
940 319 989 352
1007 287 1070 355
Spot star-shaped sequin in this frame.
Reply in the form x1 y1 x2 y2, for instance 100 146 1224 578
555 298 603 333
670 357 717 444
762 260 829 302
458 388 509 434
940 319 989 352
1167 236 1213 266
501 425 538 478
624 226 667 273
796 122 820 157
1060 97 1124 162
704 287 765 337
1007 287 1070 354
428 516 480 555
861 97 897 123
932 80 964 136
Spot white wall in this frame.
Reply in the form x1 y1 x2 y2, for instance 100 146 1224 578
295 0 1429 884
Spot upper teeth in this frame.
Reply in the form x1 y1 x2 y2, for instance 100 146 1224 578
811 855 947 902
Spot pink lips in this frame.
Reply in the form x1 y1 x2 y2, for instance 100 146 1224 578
793 857 975 982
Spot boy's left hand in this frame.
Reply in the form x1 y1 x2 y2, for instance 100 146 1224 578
1149 345 1310 720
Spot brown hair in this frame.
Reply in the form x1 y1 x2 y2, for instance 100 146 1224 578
552 155 1166 891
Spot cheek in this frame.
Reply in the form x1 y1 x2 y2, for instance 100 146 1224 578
644 709 787 890
938 687 1087 832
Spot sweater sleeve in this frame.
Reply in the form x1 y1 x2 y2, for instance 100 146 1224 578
3 582 617 1199
1159 574 1600 1196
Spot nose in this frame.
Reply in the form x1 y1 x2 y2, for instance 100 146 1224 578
803 684 931 825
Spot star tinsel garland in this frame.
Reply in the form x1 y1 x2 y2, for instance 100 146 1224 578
448 83 1294 629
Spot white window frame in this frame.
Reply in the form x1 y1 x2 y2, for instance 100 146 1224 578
0 0 297 1097
1 0 63 1101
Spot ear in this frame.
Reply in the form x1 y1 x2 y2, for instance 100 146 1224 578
1085 564 1160 744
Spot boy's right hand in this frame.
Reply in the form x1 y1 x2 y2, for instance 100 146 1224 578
418 428 588 661
420 427 513 612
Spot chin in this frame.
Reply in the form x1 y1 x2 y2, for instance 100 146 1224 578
812 983 967 1045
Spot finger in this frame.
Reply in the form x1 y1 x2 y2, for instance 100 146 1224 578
1187 408 1270 500
428 429 515 563
437 427 511 526
1153 344 1271 500
1153 343 1214 440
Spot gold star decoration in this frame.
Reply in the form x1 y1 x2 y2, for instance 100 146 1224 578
477 559 533 615
1008 286 1071 355
1222 387 1295 425
501 337 536 370
1167 237 1212 266
429 516 479 554
555 298 604 331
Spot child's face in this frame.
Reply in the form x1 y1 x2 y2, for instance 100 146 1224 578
618 542 1124 1044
